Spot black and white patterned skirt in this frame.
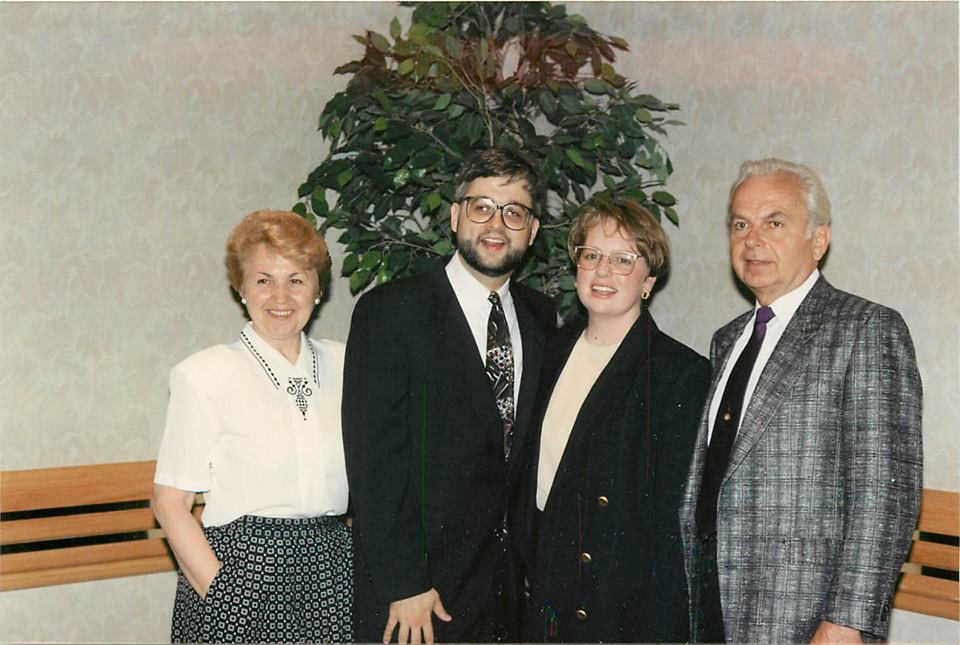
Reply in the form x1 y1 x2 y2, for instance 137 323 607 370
171 514 352 643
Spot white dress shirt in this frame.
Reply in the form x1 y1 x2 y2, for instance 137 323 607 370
707 269 820 443
445 252 524 402
154 322 348 526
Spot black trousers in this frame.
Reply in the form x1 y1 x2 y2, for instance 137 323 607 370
693 533 726 643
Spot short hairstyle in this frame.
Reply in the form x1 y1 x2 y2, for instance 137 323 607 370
225 210 331 292
568 195 671 279
453 148 548 217
728 158 832 234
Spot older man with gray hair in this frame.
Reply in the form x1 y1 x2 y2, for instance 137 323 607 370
680 159 922 642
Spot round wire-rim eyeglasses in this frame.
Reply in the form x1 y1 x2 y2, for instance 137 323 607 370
574 245 643 275
459 195 534 231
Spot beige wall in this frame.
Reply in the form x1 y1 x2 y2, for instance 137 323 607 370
1 2 955 642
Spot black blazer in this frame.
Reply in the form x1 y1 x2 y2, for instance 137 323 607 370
342 264 554 642
522 310 709 643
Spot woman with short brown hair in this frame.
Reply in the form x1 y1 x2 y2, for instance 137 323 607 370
152 210 350 643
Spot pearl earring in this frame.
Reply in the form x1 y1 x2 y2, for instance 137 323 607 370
241 297 247 305
314 297 321 305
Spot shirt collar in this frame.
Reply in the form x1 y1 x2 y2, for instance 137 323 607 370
445 251 513 303
760 268 820 324
239 322 319 390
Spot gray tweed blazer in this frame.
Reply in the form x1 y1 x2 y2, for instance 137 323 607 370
680 276 922 642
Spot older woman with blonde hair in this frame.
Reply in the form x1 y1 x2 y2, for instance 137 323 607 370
152 210 351 643
524 196 710 642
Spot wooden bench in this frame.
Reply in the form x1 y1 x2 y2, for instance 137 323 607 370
0 460 201 591
1 462 957 624
892 488 959 620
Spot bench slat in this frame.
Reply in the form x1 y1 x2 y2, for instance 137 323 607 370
1 508 160 546
0 556 174 592
1 538 170 574
0 461 156 511
906 540 960 572
896 572 959 601
892 590 959 621
917 489 960 536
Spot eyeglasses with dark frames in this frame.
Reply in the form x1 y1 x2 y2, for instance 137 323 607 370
574 245 643 275
459 196 534 231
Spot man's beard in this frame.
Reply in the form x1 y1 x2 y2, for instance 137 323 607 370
457 235 526 278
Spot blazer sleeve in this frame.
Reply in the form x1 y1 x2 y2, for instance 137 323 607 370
822 307 923 637
342 293 433 603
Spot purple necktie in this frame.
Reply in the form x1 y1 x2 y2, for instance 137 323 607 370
696 306 775 538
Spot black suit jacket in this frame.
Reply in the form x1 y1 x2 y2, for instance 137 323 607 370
522 310 709 643
343 264 555 642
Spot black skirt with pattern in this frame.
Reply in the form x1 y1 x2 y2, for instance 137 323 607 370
171 514 352 643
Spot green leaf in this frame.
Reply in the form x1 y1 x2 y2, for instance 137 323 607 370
374 116 388 132
327 119 341 139
538 90 558 116
652 190 676 206
311 192 329 216
337 169 353 188
375 266 394 286
583 78 613 94
408 22 434 46
392 167 411 189
389 17 401 40
565 147 588 169
448 104 465 118
292 202 307 216
664 207 679 226
445 36 462 58
341 253 359 276
431 239 453 255
564 40 578 57
397 58 416 76
433 93 452 110
635 108 653 123
369 31 391 53
349 268 372 292
425 191 442 210
359 250 382 270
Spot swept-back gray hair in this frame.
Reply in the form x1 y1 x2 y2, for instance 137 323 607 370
728 158 832 235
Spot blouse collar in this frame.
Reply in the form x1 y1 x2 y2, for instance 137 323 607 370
239 322 321 391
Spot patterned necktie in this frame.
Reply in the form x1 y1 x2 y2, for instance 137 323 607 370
696 305 776 539
486 292 515 461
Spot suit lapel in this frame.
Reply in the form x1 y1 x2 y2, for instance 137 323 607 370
511 285 548 468
431 269 502 432
542 311 656 510
724 278 834 480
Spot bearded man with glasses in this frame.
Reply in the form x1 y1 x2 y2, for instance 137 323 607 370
343 148 556 644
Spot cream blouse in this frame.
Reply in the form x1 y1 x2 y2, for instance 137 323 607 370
536 332 621 510
154 322 348 526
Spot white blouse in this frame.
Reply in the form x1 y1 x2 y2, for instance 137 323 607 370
154 322 348 526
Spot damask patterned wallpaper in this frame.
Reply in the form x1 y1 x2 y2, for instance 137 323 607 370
1 2 956 642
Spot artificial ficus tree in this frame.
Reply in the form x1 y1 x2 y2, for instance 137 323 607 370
295 1 681 318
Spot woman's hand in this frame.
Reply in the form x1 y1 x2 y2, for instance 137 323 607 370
197 562 222 599
151 483 221 598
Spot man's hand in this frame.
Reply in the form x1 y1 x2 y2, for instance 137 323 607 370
383 587 452 644
811 620 862 644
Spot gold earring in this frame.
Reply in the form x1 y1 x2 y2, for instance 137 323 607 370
641 291 651 301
